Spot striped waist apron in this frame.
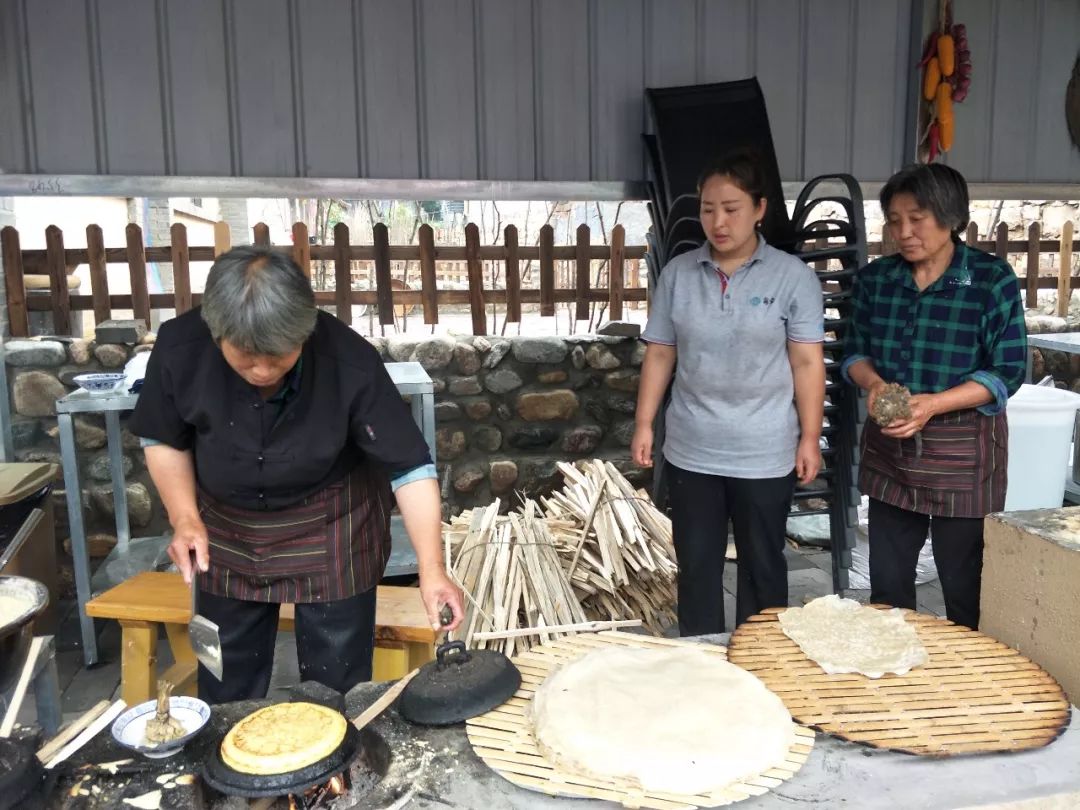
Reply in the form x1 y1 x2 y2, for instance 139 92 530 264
197 466 392 603
858 408 1008 518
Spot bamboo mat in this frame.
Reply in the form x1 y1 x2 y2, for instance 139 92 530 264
465 631 815 810
728 608 1071 756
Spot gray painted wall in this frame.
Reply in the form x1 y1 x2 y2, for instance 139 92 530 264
0 0 1075 187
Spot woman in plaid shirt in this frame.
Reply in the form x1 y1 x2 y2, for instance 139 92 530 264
843 164 1027 630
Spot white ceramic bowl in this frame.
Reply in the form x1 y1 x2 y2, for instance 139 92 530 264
110 696 211 758
72 372 127 393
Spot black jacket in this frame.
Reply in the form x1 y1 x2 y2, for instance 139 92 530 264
128 309 431 511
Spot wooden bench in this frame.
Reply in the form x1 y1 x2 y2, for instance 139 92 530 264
85 572 437 706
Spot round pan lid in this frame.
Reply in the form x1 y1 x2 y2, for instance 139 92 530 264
397 641 522 726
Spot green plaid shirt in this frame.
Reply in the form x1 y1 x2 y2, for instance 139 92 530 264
842 244 1027 415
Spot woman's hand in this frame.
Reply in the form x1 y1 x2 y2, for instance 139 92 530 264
866 379 888 417
167 515 210 585
418 566 466 632
631 423 654 467
795 435 822 485
881 394 939 438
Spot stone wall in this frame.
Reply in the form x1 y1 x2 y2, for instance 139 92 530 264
4 330 649 595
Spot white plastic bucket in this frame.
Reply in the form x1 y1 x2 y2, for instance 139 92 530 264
1004 384 1080 511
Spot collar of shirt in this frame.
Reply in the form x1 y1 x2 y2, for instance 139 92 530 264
887 242 972 294
265 355 303 406
695 235 769 291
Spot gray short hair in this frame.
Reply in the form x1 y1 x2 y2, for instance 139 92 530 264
879 163 970 242
201 246 316 355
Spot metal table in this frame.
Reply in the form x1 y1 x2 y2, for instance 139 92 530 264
57 361 436 667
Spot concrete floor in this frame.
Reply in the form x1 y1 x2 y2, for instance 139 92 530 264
15 544 951 730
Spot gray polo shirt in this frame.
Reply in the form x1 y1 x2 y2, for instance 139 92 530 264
643 237 824 478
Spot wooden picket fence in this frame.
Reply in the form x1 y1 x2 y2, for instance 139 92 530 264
1 218 1076 337
0 220 647 338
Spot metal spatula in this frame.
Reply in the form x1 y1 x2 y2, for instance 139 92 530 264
189 564 223 681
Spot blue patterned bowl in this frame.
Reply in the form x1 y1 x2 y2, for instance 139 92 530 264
111 696 211 758
73 373 127 393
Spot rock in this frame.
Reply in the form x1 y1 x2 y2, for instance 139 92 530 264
448 375 483 396
435 428 466 461
64 533 117 559
585 344 621 370
489 460 519 495
497 404 513 420
138 331 156 345
11 419 40 450
612 420 636 447
605 369 640 392
91 483 153 527
13 371 67 416
561 425 603 454
463 398 493 420
58 364 101 386
609 458 651 488
630 341 647 366
413 338 455 371
95 319 147 345
434 402 463 423
133 344 154 355
537 369 568 384
88 452 134 482
569 371 596 390
606 394 637 414
93 344 128 368
69 339 93 365
508 426 559 449
1030 348 1046 382
584 398 612 425
452 464 487 494
484 369 524 394
47 417 107 450
4 339 67 367
473 336 492 353
518 459 562 497
482 340 511 369
571 345 586 370
387 338 420 362
17 450 62 465
365 336 388 358
1025 314 1068 334
1043 350 1071 379
454 343 482 375
597 320 642 338
516 390 579 421
431 377 446 394
471 425 503 452
511 337 567 364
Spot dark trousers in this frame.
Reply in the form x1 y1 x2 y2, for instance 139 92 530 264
868 498 984 630
196 586 377 704
666 462 795 636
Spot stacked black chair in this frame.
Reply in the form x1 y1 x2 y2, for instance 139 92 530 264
643 78 865 592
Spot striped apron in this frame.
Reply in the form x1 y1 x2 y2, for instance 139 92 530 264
858 408 1008 518
196 465 393 603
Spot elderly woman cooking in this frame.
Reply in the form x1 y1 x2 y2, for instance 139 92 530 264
843 163 1026 630
129 246 463 703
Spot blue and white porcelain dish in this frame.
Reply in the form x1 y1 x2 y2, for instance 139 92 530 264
110 696 211 759
73 372 127 393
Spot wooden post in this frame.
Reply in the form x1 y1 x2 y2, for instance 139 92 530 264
504 225 521 324
995 222 1008 261
465 223 486 336
333 222 352 326
45 226 71 335
170 223 192 315
292 222 311 278
213 221 231 257
539 225 555 317
418 224 438 325
86 224 111 325
965 222 978 246
1026 222 1040 310
575 224 590 322
1 226 29 337
253 222 270 247
608 225 625 321
1058 221 1074 319
125 224 152 329
373 223 394 327
628 258 640 310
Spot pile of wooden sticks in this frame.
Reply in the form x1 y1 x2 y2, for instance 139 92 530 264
444 460 678 655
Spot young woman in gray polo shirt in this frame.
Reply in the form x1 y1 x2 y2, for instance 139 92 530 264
633 150 826 636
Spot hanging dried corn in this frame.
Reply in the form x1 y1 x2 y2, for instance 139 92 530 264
916 0 971 162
